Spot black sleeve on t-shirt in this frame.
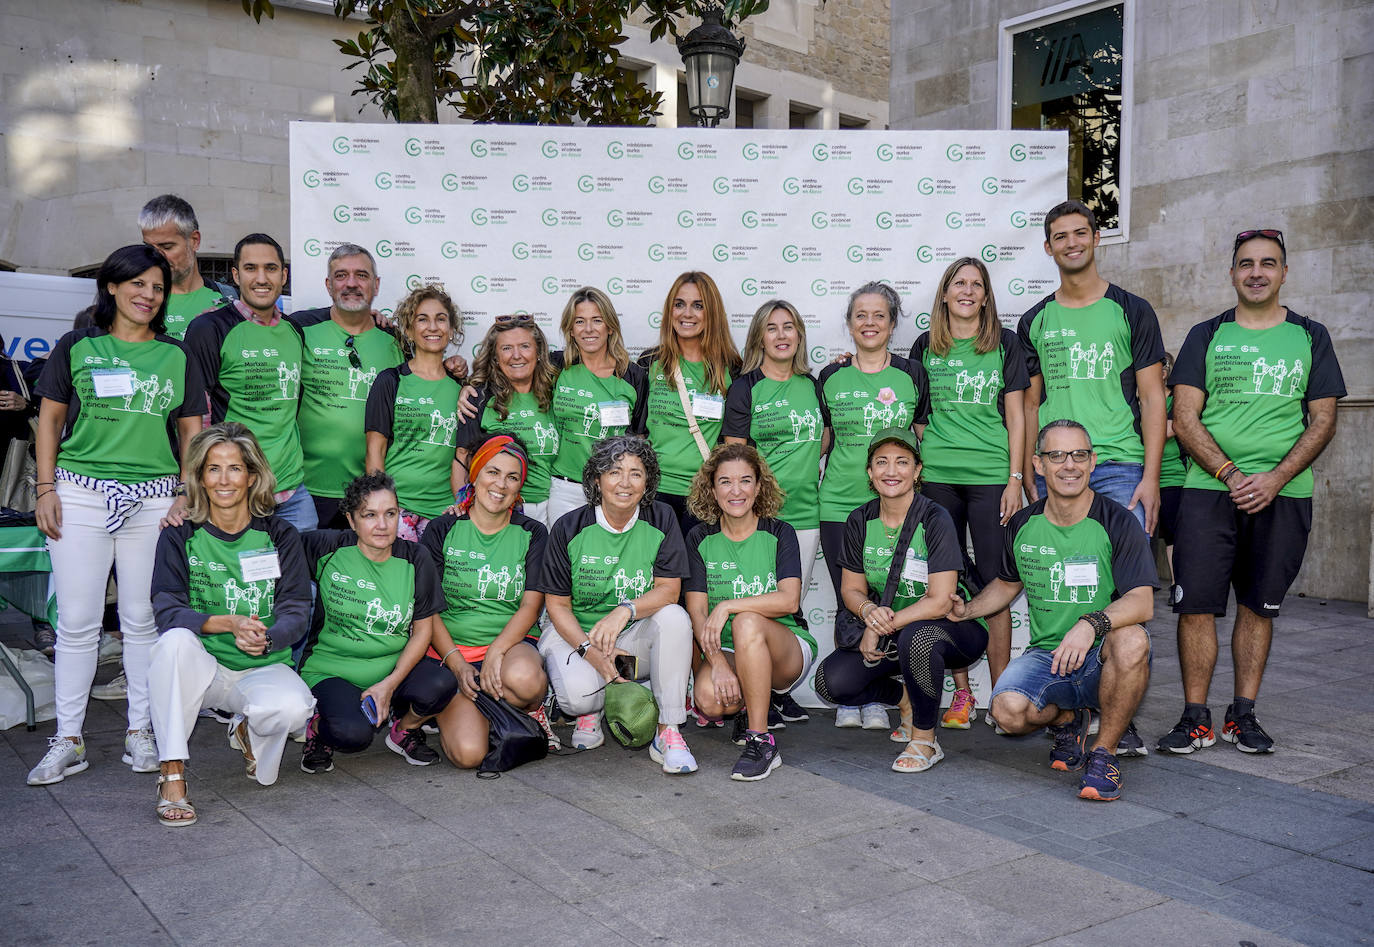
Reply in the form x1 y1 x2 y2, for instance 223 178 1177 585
418 512 457 574
723 369 759 441
511 512 549 590
999 500 1045 584
910 334 932 424
182 306 235 422
364 365 402 442
1169 315 1224 393
838 500 877 574
394 537 446 620
151 521 205 635
1016 294 1054 381
455 387 493 453
300 528 352 577
262 515 312 651
760 518 803 583
550 349 566 371
919 495 965 575
816 362 844 429
624 362 651 436
162 335 207 420
536 505 595 597
285 306 332 332
684 522 715 594
1000 328 1031 393
34 328 83 405
892 353 930 426
1290 312 1347 403
1110 284 1166 373
635 346 661 371
647 500 690 579
1090 493 1161 595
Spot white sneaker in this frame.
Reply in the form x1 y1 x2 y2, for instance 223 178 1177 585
528 705 562 751
860 703 891 730
97 636 122 666
27 736 88 786
648 725 698 774
122 728 159 773
572 713 604 750
90 672 127 701
834 705 862 728
985 711 1009 736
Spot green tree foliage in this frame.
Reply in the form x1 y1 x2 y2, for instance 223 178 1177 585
242 0 769 125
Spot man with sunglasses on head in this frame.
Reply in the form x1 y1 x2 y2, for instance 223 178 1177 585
287 245 403 528
1158 229 1345 756
949 419 1157 801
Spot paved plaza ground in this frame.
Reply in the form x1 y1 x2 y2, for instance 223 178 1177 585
2 590 1371 946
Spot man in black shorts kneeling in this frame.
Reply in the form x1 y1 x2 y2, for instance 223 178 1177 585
1160 229 1345 755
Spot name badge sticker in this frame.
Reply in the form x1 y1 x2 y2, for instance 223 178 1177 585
598 400 630 427
902 548 929 583
91 369 135 398
691 392 724 420
1064 557 1098 587
239 548 282 582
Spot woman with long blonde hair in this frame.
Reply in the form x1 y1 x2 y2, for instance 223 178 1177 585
636 271 741 536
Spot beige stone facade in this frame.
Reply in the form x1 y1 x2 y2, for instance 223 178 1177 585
891 0 1374 606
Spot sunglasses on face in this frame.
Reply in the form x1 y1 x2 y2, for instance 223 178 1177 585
494 314 537 328
344 334 361 370
1233 229 1285 254
1038 449 1093 464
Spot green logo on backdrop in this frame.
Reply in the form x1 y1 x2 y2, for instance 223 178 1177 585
648 244 666 262
608 278 625 295
981 244 998 262
647 176 666 194
875 211 894 230
741 278 759 296
471 275 489 293
917 177 934 195
648 311 662 327
441 173 459 191
1008 279 1027 296
1010 143 1027 161
742 142 760 160
946 144 963 161
302 169 321 188
607 209 624 227
332 136 350 154
577 243 594 262
541 209 559 226
333 204 351 223
374 171 393 190
713 177 730 194
876 143 893 162
847 177 865 195
946 212 963 229
577 175 594 193
542 277 559 295
810 279 827 297
915 311 931 330
916 245 934 263
471 208 489 225
607 140 625 159
541 140 559 158
303 238 323 256
981 177 999 195
441 241 459 259
471 139 488 157
782 177 800 195
812 143 829 161
513 174 530 192
512 242 530 260
781 245 799 263
1011 210 1029 228
404 206 421 224
404 138 421 156
811 212 829 229
846 245 863 263
677 142 695 160
677 211 694 228
712 244 729 262
741 210 759 229
375 239 393 258
809 345 826 365
406 274 422 290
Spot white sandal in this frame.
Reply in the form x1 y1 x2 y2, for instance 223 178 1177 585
890 720 914 743
892 738 944 773
156 772 197 827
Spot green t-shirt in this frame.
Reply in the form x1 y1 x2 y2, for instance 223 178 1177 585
685 519 814 651
1172 311 1346 499
1019 286 1164 463
288 309 404 499
458 390 559 503
817 357 926 522
538 502 688 631
550 361 647 482
299 531 444 689
1000 495 1157 650
186 306 305 492
420 512 547 651
36 328 204 483
722 370 824 530
838 496 967 615
1159 394 1188 489
642 357 725 496
365 366 461 518
164 286 228 341
913 330 1030 485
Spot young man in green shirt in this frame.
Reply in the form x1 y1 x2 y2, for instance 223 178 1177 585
287 244 403 528
1160 230 1345 755
139 195 237 341
950 420 1156 801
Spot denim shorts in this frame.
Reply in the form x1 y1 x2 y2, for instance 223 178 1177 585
992 638 1153 711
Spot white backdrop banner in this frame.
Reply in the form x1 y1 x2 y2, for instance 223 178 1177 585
290 122 1068 708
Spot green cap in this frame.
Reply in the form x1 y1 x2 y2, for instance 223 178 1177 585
867 426 921 463
603 681 659 748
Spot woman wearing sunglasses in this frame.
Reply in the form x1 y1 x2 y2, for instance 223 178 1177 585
457 316 561 525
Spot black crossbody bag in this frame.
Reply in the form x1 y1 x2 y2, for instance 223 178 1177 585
833 502 923 651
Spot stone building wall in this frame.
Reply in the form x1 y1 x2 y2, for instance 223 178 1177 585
891 0 1374 606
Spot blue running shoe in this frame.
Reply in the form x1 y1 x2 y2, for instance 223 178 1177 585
1049 708 1092 772
1078 746 1123 801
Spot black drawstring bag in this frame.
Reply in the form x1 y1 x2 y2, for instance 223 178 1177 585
473 691 548 778
833 500 923 651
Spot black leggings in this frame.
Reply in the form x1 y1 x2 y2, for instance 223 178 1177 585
813 618 988 730
657 491 705 541
920 482 1005 589
819 520 847 599
310 658 458 752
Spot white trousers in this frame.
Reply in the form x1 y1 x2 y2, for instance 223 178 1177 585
521 498 551 529
147 627 315 785
539 604 693 726
547 477 586 528
48 480 172 736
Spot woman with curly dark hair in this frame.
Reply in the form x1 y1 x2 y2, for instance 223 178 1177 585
684 443 814 781
364 283 464 540
536 435 697 774
457 316 560 524
296 472 455 774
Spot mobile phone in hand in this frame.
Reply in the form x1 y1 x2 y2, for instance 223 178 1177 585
361 695 379 725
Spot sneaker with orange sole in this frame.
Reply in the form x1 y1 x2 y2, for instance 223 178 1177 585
941 688 977 729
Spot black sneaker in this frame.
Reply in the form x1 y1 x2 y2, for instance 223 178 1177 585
767 704 786 731
1156 709 1216 754
772 692 810 722
385 724 440 765
731 731 782 781
1049 708 1091 772
1222 704 1274 753
1116 719 1148 757
730 714 748 746
300 715 334 774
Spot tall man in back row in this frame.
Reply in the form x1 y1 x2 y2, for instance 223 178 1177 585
1019 199 1165 757
139 195 238 340
1158 229 1345 755
951 419 1156 801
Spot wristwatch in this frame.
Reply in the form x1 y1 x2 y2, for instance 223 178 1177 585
576 639 592 657
618 599 638 622
263 631 275 653
1010 472 1024 481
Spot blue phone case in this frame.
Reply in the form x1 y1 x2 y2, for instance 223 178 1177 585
361 695 379 725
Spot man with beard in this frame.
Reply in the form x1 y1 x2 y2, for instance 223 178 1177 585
139 195 238 340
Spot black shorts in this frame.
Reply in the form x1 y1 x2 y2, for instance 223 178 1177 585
1172 488 1312 618
1157 485 1183 546
920 481 1006 591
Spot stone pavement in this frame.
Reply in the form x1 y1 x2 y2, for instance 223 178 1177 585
2 590 1370 946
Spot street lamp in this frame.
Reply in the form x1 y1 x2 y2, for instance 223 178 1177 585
678 8 746 128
